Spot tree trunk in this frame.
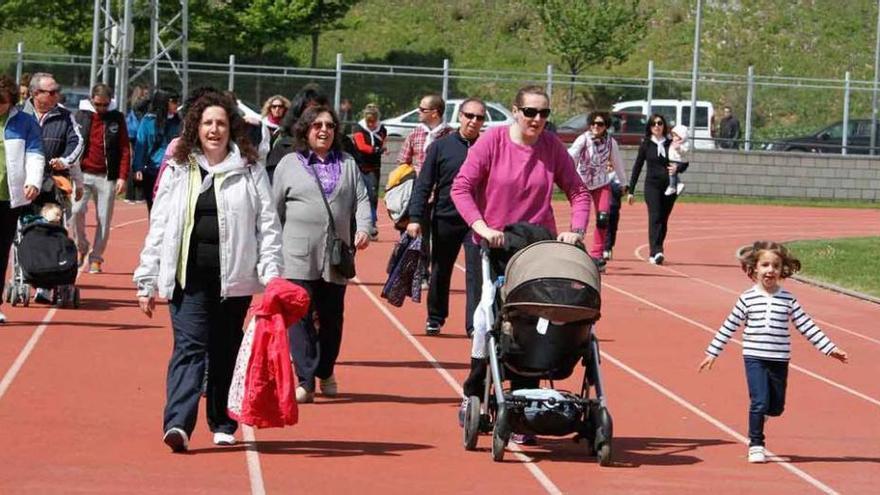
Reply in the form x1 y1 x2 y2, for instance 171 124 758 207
310 31 320 68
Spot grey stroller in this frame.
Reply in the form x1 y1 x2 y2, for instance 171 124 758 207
462 240 613 465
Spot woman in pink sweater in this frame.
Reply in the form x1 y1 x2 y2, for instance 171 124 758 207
451 85 591 445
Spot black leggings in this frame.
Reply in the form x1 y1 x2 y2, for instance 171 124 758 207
643 180 678 256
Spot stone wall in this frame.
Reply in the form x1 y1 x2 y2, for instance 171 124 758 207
379 138 880 202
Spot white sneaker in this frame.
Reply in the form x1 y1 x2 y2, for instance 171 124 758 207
295 385 315 403
0 310 6 324
319 375 338 397
748 445 766 463
213 432 236 446
602 249 612 261
664 185 676 196
649 253 665 265
676 182 685 195
163 427 189 453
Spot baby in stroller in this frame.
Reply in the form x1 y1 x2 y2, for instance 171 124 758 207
460 224 613 465
4 184 81 308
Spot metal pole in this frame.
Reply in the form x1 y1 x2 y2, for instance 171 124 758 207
843 71 851 155
228 55 236 92
688 0 703 144
90 0 101 89
442 58 449 101
334 53 343 113
871 1 880 154
150 0 159 87
745 65 754 151
646 60 654 116
117 0 132 114
102 0 111 84
181 0 189 99
546 64 554 102
15 42 24 90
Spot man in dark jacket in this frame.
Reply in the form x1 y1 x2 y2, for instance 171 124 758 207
406 98 485 336
21 72 84 303
351 104 387 239
73 83 131 274
717 105 741 149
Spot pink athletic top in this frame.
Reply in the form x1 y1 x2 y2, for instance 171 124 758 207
451 126 590 236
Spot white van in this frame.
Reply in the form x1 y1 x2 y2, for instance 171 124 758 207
611 99 716 149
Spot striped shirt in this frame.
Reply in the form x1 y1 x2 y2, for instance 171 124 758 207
706 285 837 361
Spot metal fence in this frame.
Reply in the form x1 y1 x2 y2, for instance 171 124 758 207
4 45 880 155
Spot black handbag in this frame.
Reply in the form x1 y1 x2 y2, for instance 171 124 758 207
308 162 356 279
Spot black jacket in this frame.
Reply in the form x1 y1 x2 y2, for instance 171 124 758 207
408 132 475 223
75 108 129 181
351 123 387 172
628 138 676 194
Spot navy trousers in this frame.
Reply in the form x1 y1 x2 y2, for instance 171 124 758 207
744 357 789 447
288 279 347 392
165 277 251 436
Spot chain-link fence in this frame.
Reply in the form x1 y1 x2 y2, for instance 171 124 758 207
4 47 880 154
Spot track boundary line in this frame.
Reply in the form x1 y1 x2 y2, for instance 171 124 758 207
242 426 266 495
0 217 147 403
353 277 563 495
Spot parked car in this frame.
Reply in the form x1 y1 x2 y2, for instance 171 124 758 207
556 111 647 145
611 99 716 149
60 87 92 110
763 119 880 154
382 99 514 137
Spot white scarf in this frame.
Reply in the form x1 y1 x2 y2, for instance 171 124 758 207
358 119 383 147
651 135 668 158
193 144 246 193
421 122 451 152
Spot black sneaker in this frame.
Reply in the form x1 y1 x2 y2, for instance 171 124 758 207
594 257 607 273
426 322 441 335
163 427 189 453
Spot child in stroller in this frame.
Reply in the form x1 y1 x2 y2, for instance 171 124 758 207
461 229 613 465
4 187 81 308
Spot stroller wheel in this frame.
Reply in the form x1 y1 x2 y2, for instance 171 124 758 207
72 288 81 309
595 406 613 466
463 396 481 451
20 286 30 307
491 407 509 462
597 442 613 466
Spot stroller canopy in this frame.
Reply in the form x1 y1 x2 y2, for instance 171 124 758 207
501 241 601 323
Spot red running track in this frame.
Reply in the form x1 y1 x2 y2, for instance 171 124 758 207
0 200 877 494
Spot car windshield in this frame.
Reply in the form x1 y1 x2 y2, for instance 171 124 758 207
559 115 587 130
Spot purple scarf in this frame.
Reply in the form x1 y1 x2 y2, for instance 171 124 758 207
299 151 343 196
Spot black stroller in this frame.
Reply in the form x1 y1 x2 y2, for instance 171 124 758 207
462 240 613 465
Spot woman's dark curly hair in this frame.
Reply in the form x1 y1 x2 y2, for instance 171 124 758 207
737 240 801 281
173 92 258 164
291 105 342 156
0 75 17 105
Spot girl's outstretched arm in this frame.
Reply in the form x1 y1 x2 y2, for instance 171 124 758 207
829 347 849 363
698 355 716 372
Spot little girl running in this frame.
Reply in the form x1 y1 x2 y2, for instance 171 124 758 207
665 124 689 196
698 240 848 464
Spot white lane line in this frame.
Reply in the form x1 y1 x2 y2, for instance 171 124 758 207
241 426 266 495
600 351 838 495
602 281 880 408
353 277 563 495
0 217 148 403
632 234 880 347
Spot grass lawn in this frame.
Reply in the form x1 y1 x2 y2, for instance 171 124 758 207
785 237 880 299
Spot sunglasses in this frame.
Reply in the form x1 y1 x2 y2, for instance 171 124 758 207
519 107 551 119
591 121 606 127
651 121 665 127
38 89 60 96
311 121 337 130
418 107 437 114
461 112 486 122
270 104 285 109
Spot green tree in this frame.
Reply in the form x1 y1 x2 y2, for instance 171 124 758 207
537 0 647 102
303 0 358 68
0 0 93 54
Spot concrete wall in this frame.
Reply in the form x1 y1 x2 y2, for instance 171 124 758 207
379 138 880 202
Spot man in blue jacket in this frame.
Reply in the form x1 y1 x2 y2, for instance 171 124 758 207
0 75 44 322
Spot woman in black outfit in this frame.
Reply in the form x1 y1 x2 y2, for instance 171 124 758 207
627 114 685 265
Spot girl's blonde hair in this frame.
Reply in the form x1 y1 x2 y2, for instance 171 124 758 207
738 240 801 280
261 95 290 117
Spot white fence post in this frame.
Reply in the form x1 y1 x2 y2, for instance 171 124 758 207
843 71 851 155
228 54 236 92
442 58 449 100
334 53 343 113
15 42 24 88
646 60 654 117
546 64 553 102
745 65 754 151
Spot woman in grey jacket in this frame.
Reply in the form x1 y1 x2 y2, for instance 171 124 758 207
272 105 371 403
134 93 282 453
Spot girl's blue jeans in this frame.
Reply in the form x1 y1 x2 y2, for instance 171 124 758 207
744 357 789 447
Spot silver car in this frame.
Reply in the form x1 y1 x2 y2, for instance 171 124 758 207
382 99 515 137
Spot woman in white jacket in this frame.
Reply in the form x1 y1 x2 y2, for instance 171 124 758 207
568 111 627 271
134 92 282 453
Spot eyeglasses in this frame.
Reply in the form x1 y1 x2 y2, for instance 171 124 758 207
270 104 285 109
38 89 60 96
519 107 551 119
461 112 486 122
418 107 437 114
651 121 665 127
590 121 606 128
311 121 337 131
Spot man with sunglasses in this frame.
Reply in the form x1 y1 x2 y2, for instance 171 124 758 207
72 83 131 274
22 73 84 303
406 98 486 336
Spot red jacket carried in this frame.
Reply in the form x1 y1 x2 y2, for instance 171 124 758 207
228 278 310 428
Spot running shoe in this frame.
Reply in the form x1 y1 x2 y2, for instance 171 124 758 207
213 432 236 446
163 427 189 453
748 445 766 463
511 433 538 446
319 375 338 397
426 322 441 336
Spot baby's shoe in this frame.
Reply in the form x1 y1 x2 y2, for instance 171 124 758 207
664 185 676 196
676 182 685 195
